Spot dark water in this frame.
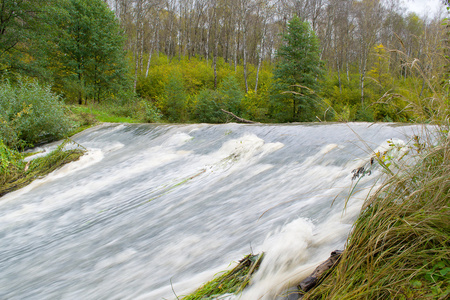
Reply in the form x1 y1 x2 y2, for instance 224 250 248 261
0 123 422 299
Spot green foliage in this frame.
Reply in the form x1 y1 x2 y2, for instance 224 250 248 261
181 254 263 299
161 71 188 122
218 75 244 114
69 97 162 124
0 0 54 76
192 75 245 123
135 100 163 123
241 89 270 122
43 0 129 104
136 56 264 123
0 80 73 148
0 140 24 176
271 16 324 122
193 89 225 123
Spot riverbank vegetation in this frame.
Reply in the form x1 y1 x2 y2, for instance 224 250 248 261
181 254 264 299
301 46 450 298
0 140 85 197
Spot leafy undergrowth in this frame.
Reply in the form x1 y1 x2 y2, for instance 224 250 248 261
0 139 85 197
181 253 264 300
304 129 450 300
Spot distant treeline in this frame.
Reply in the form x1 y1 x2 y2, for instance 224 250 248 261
0 0 448 133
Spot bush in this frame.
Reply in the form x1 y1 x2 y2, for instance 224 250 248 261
0 80 73 148
193 89 225 123
135 99 162 123
161 72 188 122
219 75 244 114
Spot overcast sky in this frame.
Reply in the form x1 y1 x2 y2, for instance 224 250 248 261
406 0 447 18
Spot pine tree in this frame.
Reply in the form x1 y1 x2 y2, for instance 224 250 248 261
271 16 324 122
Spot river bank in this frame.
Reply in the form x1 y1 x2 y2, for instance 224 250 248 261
0 139 85 197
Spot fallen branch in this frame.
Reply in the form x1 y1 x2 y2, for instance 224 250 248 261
286 250 343 300
220 109 259 124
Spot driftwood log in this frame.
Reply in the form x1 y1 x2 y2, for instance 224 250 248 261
287 250 343 300
220 109 259 124
299 250 343 292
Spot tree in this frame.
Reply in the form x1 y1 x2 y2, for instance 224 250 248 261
0 0 54 76
271 16 324 122
45 0 129 104
163 72 187 122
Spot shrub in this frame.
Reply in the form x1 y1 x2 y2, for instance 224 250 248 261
161 72 188 122
193 89 225 123
136 99 162 123
219 75 244 115
0 80 73 148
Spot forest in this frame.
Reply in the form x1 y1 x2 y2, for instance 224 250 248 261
0 0 449 149
1 2 449 298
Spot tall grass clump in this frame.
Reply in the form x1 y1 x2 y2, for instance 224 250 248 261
0 139 85 197
0 80 73 148
304 129 449 299
304 43 450 300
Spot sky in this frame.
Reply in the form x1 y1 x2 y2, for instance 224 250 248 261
406 0 447 18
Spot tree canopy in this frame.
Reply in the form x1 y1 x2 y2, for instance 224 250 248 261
44 0 129 104
0 0 54 75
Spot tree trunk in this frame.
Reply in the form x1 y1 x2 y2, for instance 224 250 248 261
255 18 267 93
360 54 366 107
234 21 239 73
213 1 218 89
145 44 153 78
337 60 342 94
243 22 248 93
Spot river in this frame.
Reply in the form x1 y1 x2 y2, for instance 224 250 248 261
0 122 422 299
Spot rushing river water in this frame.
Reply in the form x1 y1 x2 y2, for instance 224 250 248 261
0 123 422 299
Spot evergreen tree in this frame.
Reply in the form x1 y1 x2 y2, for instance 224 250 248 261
270 16 324 122
44 0 129 104
164 72 187 122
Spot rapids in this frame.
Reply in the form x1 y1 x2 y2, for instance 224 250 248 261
0 123 422 299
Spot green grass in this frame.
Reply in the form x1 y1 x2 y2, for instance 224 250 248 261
0 140 85 197
181 253 264 299
69 105 141 123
